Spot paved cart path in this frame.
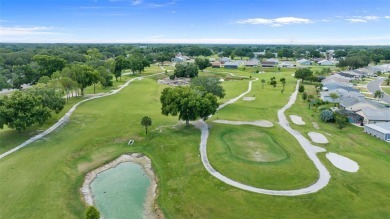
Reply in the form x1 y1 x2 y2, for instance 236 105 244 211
0 73 164 159
196 79 331 196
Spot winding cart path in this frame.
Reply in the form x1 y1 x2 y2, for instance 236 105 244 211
196 79 331 196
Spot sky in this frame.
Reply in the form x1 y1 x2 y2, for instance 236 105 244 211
0 0 390 45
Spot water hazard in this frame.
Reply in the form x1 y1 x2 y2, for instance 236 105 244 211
91 162 150 219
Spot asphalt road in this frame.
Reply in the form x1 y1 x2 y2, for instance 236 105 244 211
367 77 390 104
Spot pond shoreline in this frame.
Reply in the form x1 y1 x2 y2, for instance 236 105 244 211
80 153 163 219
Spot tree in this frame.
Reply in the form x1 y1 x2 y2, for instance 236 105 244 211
294 68 313 83
320 109 334 122
302 91 307 100
270 80 277 88
85 206 100 219
64 64 98 96
97 66 113 87
329 92 339 106
32 55 66 77
141 116 152 134
307 94 315 109
261 79 266 89
374 90 384 103
114 55 130 81
160 86 218 126
280 78 286 88
27 86 65 113
298 84 305 93
386 75 390 86
335 113 348 129
336 56 370 70
190 77 225 98
0 91 52 132
174 63 198 78
195 57 211 71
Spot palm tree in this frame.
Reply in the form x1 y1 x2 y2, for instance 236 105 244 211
141 116 152 134
329 92 339 106
307 94 315 109
280 78 286 88
374 90 384 103
261 79 266 89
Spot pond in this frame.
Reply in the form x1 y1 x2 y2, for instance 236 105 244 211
91 162 150 219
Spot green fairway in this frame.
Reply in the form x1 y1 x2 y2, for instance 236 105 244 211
1 66 390 219
222 128 287 162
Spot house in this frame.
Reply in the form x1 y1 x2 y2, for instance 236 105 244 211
364 122 390 142
266 58 279 64
320 88 364 103
360 108 390 124
171 57 185 63
211 61 222 68
224 62 240 69
261 61 277 67
244 59 259 67
318 60 335 66
220 57 231 63
322 82 358 92
297 59 311 65
278 61 294 68
336 109 364 124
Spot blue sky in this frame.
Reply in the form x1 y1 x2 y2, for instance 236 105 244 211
0 0 389 45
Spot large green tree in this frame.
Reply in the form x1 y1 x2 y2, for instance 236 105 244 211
294 68 313 83
32 55 66 77
194 57 211 71
190 77 225 98
374 90 384 103
114 55 130 81
0 91 52 132
174 63 198 78
160 86 218 126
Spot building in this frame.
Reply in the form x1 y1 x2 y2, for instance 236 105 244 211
211 61 222 68
360 108 390 124
296 59 311 65
318 60 335 66
171 57 185 63
220 57 231 63
224 62 240 69
261 61 277 67
244 59 259 67
278 61 294 68
364 122 390 142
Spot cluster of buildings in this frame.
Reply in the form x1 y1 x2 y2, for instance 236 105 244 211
319 65 390 142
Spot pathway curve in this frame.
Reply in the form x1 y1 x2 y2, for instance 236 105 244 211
196 79 331 196
367 77 390 104
0 73 164 159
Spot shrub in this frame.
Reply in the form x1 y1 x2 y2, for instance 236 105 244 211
85 206 100 219
298 84 305 93
169 74 175 80
320 109 334 122
302 92 307 100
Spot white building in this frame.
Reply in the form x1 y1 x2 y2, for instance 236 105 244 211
318 60 335 66
364 122 390 142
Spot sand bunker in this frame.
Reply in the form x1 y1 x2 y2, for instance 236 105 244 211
242 96 256 101
308 132 329 144
326 152 359 172
290 115 305 125
213 120 273 127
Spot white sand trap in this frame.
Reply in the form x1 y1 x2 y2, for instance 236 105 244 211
326 152 359 172
308 132 329 144
243 96 256 101
213 120 273 127
290 115 305 125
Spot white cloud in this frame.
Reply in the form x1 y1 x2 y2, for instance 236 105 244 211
363 15 379 20
0 26 59 35
384 16 390 19
346 18 367 23
236 17 312 26
132 0 143 5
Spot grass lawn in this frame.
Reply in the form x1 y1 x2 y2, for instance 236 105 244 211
1 67 390 218
381 86 390 96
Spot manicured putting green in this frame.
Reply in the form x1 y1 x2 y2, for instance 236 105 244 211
223 130 287 162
